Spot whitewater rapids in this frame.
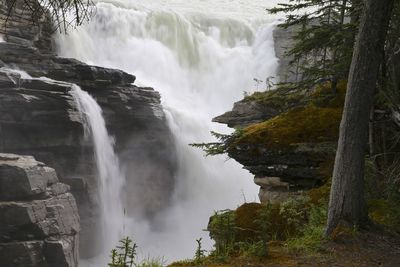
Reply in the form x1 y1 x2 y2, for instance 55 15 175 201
57 0 282 264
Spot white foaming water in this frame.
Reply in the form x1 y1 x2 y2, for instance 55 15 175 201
70 85 125 264
57 0 282 264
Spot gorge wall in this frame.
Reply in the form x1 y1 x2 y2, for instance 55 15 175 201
0 0 177 259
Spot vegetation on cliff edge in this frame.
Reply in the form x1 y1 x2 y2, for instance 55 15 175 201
191 0 400 265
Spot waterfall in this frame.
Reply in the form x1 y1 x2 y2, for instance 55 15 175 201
70 84 125 262
58 0 282 263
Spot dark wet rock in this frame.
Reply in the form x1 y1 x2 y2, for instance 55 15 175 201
0 0 177 258
227 141 336 188
0 241 47 267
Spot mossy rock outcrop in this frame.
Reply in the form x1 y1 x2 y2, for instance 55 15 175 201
232 105 341 149
214 82 346 199
234 203 264 242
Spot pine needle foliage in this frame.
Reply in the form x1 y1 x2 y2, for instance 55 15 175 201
208 210 236 260
268 0 363 90
108 237 137 267
194 238 206 263
190 131 235 156
2 0 94 33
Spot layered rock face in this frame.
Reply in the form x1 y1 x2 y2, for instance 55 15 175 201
215 86 342 203
0 0 177 258
0 153 79 267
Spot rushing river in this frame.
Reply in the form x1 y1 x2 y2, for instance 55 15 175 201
57 0 282 264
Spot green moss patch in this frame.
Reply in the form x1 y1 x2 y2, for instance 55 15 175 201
232 105 342 150
368 199 400 230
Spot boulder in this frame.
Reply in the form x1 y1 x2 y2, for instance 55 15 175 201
0 153 79 267
0 154 58 200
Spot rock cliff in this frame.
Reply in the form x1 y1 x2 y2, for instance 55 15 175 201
0 0 177 258
215 21 400 204
0 153 80 267
272 22 299 84
212 20 346 203
214 84 344 203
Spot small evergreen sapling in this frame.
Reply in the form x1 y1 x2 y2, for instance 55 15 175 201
108 237 137 267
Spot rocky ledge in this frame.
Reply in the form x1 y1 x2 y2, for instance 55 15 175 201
0 0 177 258
213 83 346 203
0 153 79 267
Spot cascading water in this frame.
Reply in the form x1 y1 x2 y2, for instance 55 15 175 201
57 0 283 264
71 84 125 264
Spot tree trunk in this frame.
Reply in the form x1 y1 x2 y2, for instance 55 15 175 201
325 0 394 235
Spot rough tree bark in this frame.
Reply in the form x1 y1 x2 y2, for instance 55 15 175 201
325 0 395 235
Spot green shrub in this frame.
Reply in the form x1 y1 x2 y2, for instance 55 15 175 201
237 241 268 258
254 203 272 254
208 209 236 261
108 237 137 267
286 224 325 253
107 237 164 267
364 158 400 231
285 204 327 253
278 198 308 238
194 238 206 264
206 198 330 260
